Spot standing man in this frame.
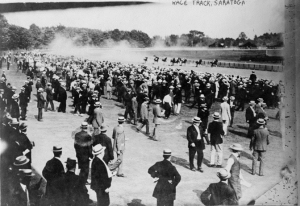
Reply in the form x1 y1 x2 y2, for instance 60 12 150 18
246 100 257 138
228 96 236 127
19 87 29 120
91 102 104 135
112 117 126 177
45 83 55 112
91 144 113 206
148 149 181 206
220 96 231 136
136 97 150 135
93 125 114 164
163 93 172 119
150 99 162 141
250 118 270 176
200 168 238 206
74 122 93 184
57 83 67 113
187 117 206 172
207 112 224 168
37 88 46 122
10 94 20 120
42 146 65 206
173 85 182 115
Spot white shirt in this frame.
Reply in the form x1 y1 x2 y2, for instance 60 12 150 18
193 125 201 140
163 95 172 107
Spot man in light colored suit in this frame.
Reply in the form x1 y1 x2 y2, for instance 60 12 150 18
136 97 150 135
92 102 104 135
112 117 126 177
150 99 163 141
220 96 231 135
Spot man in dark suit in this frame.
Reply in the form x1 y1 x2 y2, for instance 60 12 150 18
37 88 46 121
10 94 20 120
57 83 67 113
148 149 181 206
200 168 238 205
45 83 55 112
228 96 236 127
64 158 89 206
42 146 65 206
0 88 6 113
91 144 113 206
250 118 270 176
245 100 256 138
207 112 224 168
74 122 93 184
93 125 114 164
19 87 29 120
187 117 206 172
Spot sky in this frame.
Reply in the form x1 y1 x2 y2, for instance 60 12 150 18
2 0 285 39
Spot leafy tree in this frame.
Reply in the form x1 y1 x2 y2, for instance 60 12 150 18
42 27 55 45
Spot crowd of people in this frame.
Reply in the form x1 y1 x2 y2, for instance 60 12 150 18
0 51 285 206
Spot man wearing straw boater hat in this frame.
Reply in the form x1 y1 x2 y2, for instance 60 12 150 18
74 122 93 185
42 146 65 205
201 168 238 205
37 88 46 122
91 144 113 206
91 101 104 135
250 118 270 176
148 149 181 206
150 99 163 141
112 116 126 177
246 100 257 138
207 112 225 168
187 117 206 172
225 143 251 201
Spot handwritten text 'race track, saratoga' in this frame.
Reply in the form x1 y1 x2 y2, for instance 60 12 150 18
172 0 246 6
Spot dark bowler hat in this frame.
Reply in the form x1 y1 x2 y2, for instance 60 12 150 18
53 146 62 152
13 156 30 166
163 149 172 156
65 157 77 168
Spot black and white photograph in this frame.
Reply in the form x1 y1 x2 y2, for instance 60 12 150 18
0 0 299 205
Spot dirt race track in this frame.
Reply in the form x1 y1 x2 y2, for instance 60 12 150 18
1 60 286 206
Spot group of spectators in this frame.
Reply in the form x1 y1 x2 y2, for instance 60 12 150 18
0 51 285 206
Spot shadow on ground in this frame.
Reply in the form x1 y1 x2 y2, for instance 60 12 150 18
127 199 146 206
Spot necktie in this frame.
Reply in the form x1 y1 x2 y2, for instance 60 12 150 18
25 187 30 206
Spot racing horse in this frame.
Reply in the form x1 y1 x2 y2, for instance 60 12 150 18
195 59 202 67
210 59 218 67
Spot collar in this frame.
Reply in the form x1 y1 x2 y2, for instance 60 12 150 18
20 183 27 192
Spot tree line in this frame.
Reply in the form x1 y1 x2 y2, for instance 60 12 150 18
0 14 283 50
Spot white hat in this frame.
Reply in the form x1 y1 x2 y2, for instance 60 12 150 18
92 144 106 155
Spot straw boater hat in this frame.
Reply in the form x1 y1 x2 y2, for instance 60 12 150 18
193 117 201 123
18 169 35 177
217 168 231 180
118 116 125 122
81 122 88 129
249 100 256 106
13 156 30 166
257 98 264 102
92 144 106 155
53 146 62 152
38 88 43 92
94 102 101 107
100 125 107 132
229 143 244 151
222 96 228 101
155 99 162 104
200 94 205 98
163 149 172 156
212 112 220 119
257 118 266 125
230 96 235 100
12 94 19 99
169 85 174 89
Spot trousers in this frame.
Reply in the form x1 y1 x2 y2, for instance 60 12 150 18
189 146 203 169
252 150 266 176
210 144 223 165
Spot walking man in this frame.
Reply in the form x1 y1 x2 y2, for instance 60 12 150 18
19 87 29 120
207 112 224 168
136 97 150 135
228 96 236 127
93 125 114 164
220 96 231 135
187 117 206 172
37 88 46 121
148 149 181 206
91 102 104 135
150 99 163 141
250 118 270 176
112 117 126 177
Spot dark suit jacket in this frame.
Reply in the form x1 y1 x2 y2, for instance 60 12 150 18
93 133 114 164
57 87 67 102
42 157 65 197
207 121 224 145
19 92 28 107
187 125 205 150
45 87 54 101
8 182 28 206
64 171 86 206
245 106 256 125
148 159 181 201
250 128 270 151
10 100 20 118
200 182 238 205
91 157 112 191
74 131 93 168
37 93 45 108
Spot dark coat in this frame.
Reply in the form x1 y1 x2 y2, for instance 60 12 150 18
42 157 65 198
0 94 6 111
19 92 28 107
187 125 205 150
93 133 114 164
91 157 112 191
64 171 86 206
10 100 20 118
250 128 270 151
37 93 45 108
200 182 238 205
57 87 67 102
207 121 224 145
74 131 93 168
148 159 181 200
8 182 28 206
245 106 256 125
45 87 54 101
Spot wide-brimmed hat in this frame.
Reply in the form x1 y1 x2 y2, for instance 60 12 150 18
92 144 106 155
212 112 220 119
65 157 77 168
100 125 107 132
118 116 125 122
163 149 172 156
257 118 266 125
193 117 201 123
155 99 162 104
249 100 256 105
18 169 35 177
20 87 25 91
229 143 244 151
217 168 231 180
13 156 30 166
53 146 62 152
